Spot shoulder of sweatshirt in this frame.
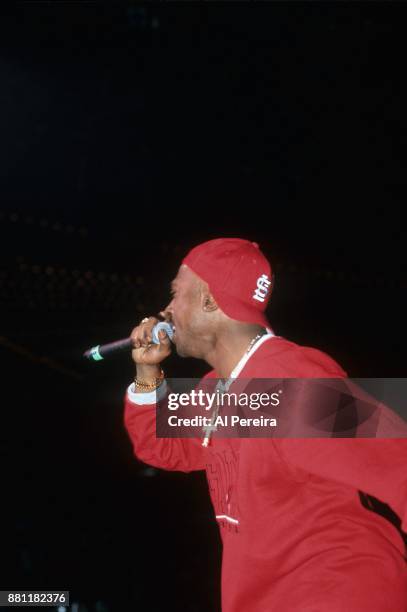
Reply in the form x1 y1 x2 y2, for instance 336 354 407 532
242 336 347 378
198 336 346 380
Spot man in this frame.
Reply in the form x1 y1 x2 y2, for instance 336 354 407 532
124 238 407 611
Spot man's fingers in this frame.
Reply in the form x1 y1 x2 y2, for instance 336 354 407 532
130 317 172 366
130 327 141 348
158 329 171 346
130 317 159 347
141 329 151 346
156 334 171 361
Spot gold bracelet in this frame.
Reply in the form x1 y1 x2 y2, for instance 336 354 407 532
134 369 164 391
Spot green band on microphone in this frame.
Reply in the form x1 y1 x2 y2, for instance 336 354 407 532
90 345 104 361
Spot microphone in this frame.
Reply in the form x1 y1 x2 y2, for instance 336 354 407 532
83 321 174 361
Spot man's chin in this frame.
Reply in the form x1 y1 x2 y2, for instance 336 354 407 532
174 339 190 358
175 345 188 358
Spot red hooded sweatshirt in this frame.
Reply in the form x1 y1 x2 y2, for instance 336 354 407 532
124 335 407 611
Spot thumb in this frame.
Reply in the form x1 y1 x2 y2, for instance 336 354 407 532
158 329 170 345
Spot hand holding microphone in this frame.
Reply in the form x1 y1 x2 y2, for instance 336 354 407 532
130 317 173 390
130 317 173 366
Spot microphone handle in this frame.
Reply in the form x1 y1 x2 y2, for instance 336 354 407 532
83 338 132 361
83 321 174 361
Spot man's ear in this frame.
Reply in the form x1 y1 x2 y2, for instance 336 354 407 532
202 292 218 312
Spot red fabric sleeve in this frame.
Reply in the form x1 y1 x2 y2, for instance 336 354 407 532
124 393 207 473
277 438 407 532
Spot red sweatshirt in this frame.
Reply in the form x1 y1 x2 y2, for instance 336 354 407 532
124 336 407 611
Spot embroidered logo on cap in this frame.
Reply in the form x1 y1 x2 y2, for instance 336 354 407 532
253 274 271 302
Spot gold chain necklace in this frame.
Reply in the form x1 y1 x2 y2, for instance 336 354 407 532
202 332 265 447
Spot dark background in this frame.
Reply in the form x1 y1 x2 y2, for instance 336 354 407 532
0 3 406 611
